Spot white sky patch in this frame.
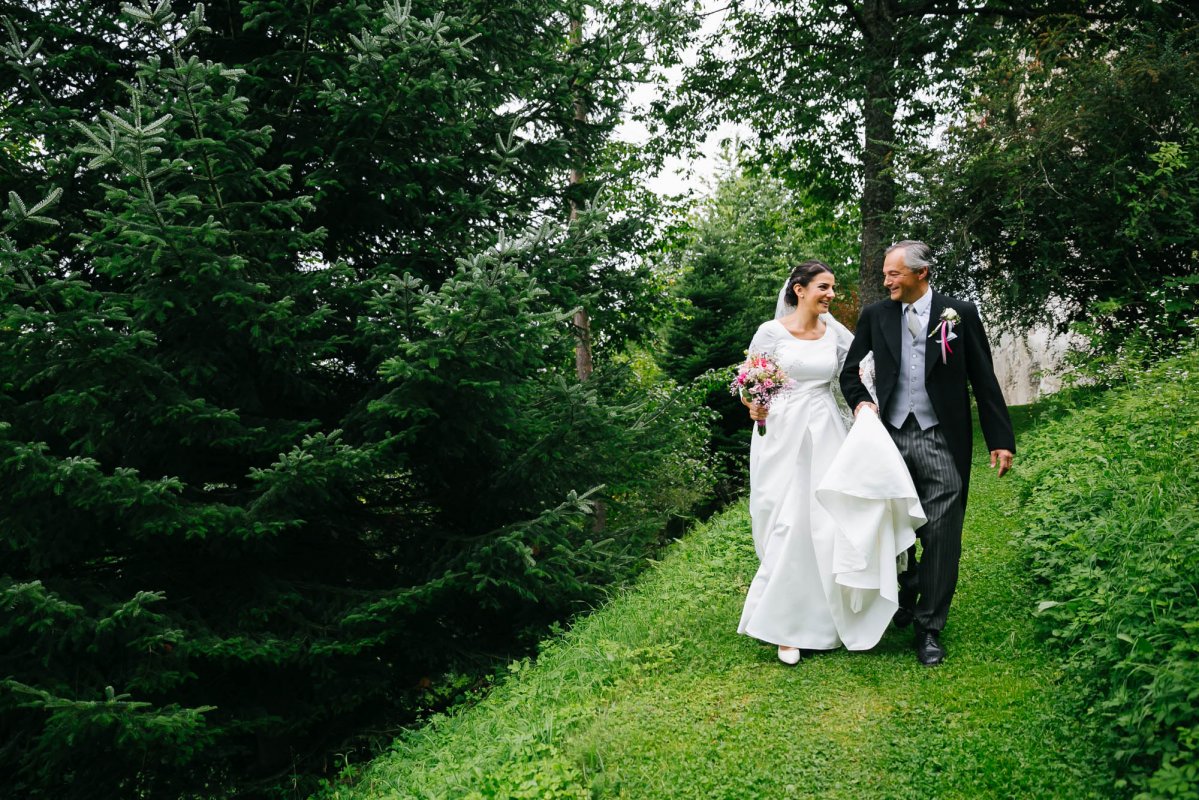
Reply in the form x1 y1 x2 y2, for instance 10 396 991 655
613 2 751 201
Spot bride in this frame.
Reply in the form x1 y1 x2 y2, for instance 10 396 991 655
738 260 925 664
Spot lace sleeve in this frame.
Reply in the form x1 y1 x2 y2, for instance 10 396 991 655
822 314 857 428
824 312 877 406
859 352 878 404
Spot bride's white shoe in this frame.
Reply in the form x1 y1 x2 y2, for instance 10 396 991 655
777 646 801 665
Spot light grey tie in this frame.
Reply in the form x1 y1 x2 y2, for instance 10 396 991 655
906 304 921 340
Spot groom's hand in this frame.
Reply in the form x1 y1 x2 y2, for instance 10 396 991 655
854 402 878 418
990 449 1014 478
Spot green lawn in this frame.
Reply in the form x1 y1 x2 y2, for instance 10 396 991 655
327 406 1112 799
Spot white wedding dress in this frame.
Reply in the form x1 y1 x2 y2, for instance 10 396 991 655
738 315 926 651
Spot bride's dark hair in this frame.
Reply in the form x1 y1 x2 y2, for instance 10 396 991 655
782 260 834 307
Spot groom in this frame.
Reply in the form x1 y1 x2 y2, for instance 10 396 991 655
840 240 1015 666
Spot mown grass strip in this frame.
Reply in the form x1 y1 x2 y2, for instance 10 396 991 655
327 406 1110 799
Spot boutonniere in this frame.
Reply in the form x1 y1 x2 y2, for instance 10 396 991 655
928 307 960 364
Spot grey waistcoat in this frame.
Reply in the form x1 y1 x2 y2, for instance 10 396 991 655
887 307 940 430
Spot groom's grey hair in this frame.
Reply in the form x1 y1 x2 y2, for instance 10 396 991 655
886 240 932 277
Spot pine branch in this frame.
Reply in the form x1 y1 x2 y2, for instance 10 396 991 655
135 2 237 236
282 0 318 128
0 15 52 104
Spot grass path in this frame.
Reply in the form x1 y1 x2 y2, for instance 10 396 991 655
334 407 1111 799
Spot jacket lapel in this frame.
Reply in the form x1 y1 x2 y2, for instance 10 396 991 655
925 291 945 377
882 300 901 362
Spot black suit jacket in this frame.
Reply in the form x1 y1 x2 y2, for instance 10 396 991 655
839 291 1015 504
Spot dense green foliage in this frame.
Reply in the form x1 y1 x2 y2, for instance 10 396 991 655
910 5 1199 352
660 163 857 499
0 1 711 797
1017 347 1199 799
326 410 1109 799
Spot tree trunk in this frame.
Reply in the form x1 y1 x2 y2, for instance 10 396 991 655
568 14 604 530
856 0 898 310
568 16 595 383
572 307 594 379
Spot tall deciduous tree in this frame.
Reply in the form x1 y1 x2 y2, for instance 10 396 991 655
665 0 1121 307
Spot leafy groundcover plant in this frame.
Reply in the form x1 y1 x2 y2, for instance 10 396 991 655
1017 346 1199 798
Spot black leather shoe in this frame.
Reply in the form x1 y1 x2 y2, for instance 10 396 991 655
893 607 914 628
915 628 945 666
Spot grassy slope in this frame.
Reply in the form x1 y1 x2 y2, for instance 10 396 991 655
332 407 1111 799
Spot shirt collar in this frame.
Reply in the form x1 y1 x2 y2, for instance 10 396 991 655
904 287 932 316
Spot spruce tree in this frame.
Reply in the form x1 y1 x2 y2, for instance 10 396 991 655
0 1 711 796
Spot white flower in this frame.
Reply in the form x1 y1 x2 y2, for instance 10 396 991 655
940 308 961 323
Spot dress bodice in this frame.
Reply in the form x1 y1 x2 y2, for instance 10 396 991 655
748 317 850 397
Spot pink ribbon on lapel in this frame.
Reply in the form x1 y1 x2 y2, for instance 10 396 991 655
940 321 954 364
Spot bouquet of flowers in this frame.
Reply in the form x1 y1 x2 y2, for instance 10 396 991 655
730 353 794 436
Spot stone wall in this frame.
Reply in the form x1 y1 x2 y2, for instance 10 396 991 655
989 325 1078 406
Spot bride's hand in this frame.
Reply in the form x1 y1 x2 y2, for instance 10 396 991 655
854 401 879 418
742 398 769 421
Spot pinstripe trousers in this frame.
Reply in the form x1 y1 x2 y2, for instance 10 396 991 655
889 415 965 633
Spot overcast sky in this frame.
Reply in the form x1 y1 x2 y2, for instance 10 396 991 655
613 4 750 200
